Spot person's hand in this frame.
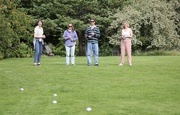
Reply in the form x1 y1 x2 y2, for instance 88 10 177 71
121 35 125 40
42 35 45 38
66 36 71 39
91 32 94 36
88 35 92 38
70 38 74 42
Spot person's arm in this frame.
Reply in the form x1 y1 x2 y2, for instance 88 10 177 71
34 33 45 39
121 30 125 39
129 28 133 38
85 28 89 38
85 27 92 39
93 27 100 38
63 30 70 40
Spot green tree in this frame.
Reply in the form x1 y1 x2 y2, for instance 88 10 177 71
19 0 129 56
0 0 33 58
109 0 180 51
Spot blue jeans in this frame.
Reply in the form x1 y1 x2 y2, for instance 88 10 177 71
34 40 42 63
87 42 98 65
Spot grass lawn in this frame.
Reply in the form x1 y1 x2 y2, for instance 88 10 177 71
0 56 180 115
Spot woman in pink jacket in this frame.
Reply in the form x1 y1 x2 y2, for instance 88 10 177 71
119 21 133 66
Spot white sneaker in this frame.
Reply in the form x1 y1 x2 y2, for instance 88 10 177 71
118 63 123 66
129 64 132 66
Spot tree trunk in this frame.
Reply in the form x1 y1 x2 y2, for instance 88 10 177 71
78 30 86 56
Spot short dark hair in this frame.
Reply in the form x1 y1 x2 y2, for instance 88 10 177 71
37 20 43 25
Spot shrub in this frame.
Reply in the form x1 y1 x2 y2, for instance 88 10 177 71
14 42 33 58
0 52 3 60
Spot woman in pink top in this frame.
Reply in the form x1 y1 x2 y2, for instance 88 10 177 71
119 21 133 66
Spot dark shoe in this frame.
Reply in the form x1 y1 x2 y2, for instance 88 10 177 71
94 64 99 66
37 63 41 66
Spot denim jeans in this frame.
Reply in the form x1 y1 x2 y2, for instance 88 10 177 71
87 42 98 65
34 40 42 63
65 45 75 65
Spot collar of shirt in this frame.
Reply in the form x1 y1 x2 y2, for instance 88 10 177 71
67 29 73 33
90 25 96 29
37 26 42 29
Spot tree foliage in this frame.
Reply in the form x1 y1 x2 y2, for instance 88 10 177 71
0 0 179 59
18 0 127 56
109 0 180 50
0 0 33 58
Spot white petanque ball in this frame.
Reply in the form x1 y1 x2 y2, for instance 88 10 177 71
53 94 57 96
86 107 92 112
20 88 24 91
52 100 57 104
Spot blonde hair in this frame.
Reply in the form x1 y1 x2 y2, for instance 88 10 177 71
123 21 129 29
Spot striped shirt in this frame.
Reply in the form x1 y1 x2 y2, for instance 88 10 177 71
85 26 100 43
